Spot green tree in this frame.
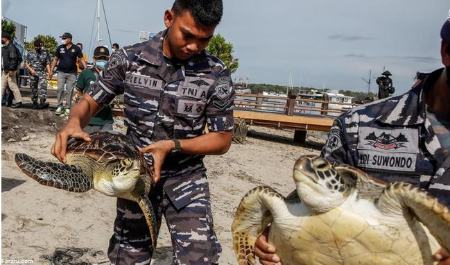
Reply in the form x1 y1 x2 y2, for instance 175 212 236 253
2 19 16 40
207 34 239 73
25 35 58 56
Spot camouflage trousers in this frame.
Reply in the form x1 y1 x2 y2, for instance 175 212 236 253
30 72 48 103
108 172 222 265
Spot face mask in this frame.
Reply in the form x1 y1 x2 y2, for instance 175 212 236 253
95 60 108 70
61 39 67 45
112 48 116 53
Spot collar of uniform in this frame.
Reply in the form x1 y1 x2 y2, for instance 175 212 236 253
376 68 443 126
135 30 166 66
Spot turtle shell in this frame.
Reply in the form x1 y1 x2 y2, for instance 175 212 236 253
67 131 139 163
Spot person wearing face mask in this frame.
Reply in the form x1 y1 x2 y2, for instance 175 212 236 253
255 12 450 265
49 32 86 116
74 46 113 133
1 32 23 108
24 38 51 109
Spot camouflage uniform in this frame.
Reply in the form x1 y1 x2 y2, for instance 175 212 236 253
322 68 450 207
88 31 234 265
25 50 51 104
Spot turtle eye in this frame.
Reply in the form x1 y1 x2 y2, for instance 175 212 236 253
120 159 132 168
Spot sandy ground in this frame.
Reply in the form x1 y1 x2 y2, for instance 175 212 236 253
1 107 324 265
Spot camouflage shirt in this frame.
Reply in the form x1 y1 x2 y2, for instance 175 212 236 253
25 50 51 73
88 31 234 207
322 68 450 206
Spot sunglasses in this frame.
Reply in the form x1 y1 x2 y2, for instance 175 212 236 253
62 37 67 40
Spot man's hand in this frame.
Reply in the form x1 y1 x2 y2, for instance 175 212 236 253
255 228 281 265
29 69 37 76
433 248 450 265
51 123 91 163
139 140 175 183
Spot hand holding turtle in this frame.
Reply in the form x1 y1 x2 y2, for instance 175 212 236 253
434 248 450 265
139 140 176 184
52 122 91 163
255 228 281 265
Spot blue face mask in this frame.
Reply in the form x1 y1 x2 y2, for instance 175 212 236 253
95 60 108 70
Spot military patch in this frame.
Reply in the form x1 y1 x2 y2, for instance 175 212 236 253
215 76 232 100
178 76 210 100
177 99 205 117
357 127 419 153
107 51 126 71
357 127 419 172
324 126 343 153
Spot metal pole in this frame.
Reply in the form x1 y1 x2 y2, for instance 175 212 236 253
97 0 100 46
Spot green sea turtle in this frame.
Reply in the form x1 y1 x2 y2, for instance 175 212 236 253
15 131 158 249
232 155 450 265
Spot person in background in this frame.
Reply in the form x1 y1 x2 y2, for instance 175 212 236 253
111 43 119 52
25 38 51 109
376 70 395 99
50 32 86 116
1 32 23 108
74 46 113 133
76 42 88 73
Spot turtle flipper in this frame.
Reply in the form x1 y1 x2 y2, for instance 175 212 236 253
378 182 450 252
15 153 93 192
137 195 159 251
232 186 282 265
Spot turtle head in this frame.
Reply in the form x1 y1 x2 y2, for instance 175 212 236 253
110 158 142 192
293 155 357 212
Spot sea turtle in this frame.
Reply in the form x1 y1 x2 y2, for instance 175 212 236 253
232 155 450 265
14 131 158 249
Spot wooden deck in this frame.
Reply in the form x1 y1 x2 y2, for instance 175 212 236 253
234 110 334 132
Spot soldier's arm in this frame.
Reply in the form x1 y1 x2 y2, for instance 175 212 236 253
320 118 351 165
53 50 127 163
52 94 101 162
24 60 36 76
46 52 51 76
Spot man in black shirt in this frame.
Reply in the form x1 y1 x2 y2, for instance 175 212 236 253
1 32 23 108
49 32 86 115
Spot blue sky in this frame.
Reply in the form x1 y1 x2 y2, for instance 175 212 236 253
3 0 449 94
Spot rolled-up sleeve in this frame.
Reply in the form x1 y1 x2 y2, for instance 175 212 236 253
205 69 235 132
87 50 128 105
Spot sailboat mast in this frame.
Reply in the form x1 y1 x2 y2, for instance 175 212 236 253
97 0 101 45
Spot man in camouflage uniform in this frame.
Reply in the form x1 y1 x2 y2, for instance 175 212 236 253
52 0 233 264
255 14 450 265
25 39 51 109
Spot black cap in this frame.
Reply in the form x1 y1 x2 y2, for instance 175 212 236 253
2 32 11 40
60 32 72 39
34 39 43 47
382 70 392 76
93 46 110 59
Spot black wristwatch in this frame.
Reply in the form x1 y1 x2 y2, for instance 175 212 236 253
172 139 182 152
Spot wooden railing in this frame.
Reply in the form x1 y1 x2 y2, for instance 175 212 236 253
235 93 358 117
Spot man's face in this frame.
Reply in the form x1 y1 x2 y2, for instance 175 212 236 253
1 37 8 45
62 37 72 45
164 9 215 61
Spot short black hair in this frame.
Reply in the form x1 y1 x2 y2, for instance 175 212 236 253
172 0 223 27
76 42 83 49
34 39 43 47
112 43 119 49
